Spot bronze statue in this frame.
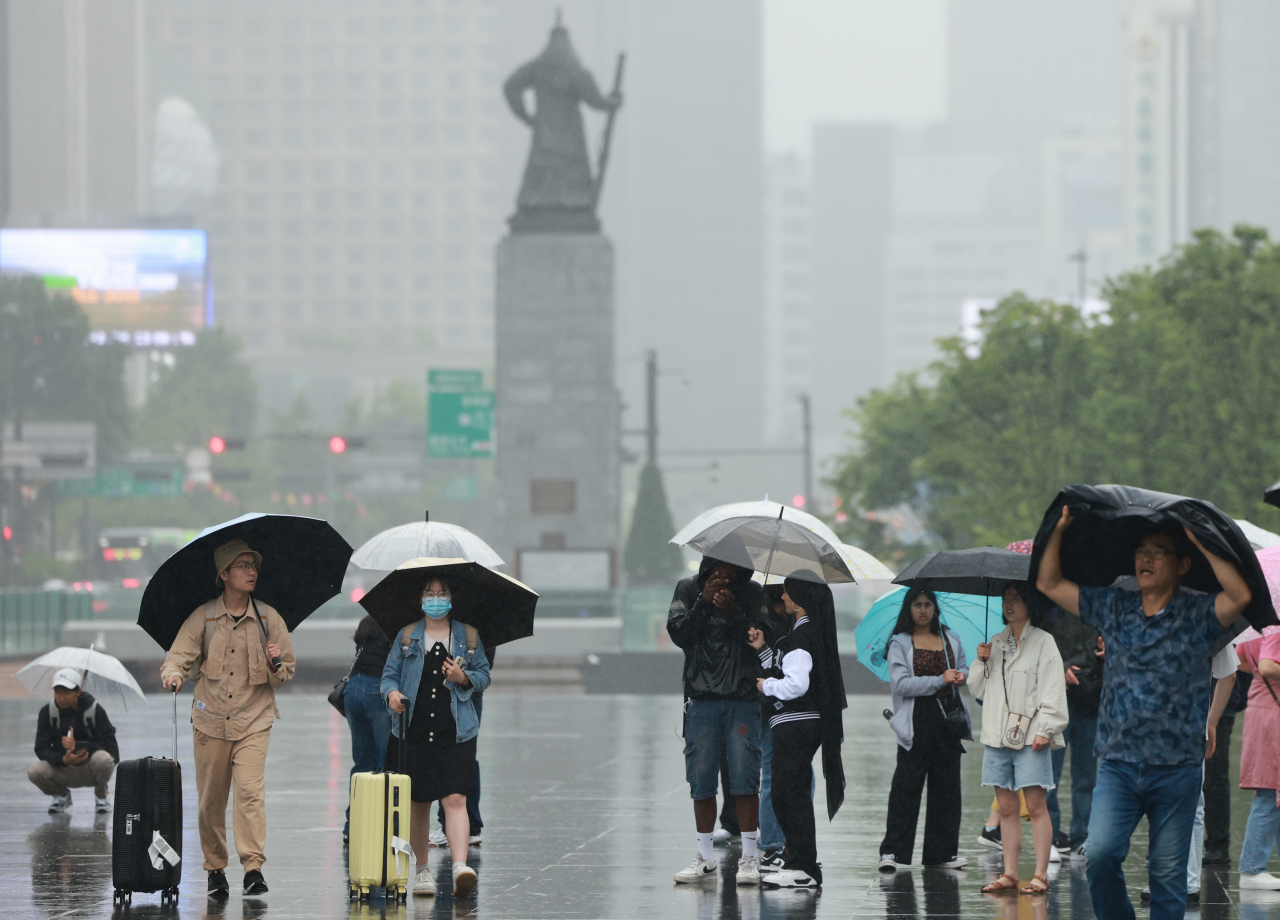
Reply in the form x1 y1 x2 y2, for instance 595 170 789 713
504 16 623 233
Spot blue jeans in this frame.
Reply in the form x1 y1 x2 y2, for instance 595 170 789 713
1086 759 1201 920
437 693 484 834
683 700 761 799
344 673 392 835
1239 788 1280 875
1048 707 1099 845
759 720 783 851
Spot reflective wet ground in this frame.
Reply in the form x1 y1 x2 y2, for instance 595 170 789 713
2 693 1277 919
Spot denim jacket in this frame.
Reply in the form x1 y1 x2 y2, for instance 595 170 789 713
381 617 491 743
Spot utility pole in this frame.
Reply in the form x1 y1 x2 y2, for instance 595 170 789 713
1069 248 1088 310
644 349 657 463
799 394 813 512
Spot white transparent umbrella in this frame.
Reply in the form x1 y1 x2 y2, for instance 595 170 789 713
351 513 504 574
671 499 844 550
1236 519 1280 551
754 543 894 585
17 646 147 712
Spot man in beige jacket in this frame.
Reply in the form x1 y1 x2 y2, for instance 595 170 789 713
161 538 295 899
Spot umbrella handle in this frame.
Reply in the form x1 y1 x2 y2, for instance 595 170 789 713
760 507 785 583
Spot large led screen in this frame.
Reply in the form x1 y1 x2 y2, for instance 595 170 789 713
0 229 209 346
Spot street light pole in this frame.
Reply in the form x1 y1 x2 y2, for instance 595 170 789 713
799 394 812 512
644 349 657 464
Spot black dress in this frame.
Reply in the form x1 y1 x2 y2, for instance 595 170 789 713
385 640 478 803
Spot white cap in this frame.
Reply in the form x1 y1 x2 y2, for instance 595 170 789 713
51 668 82 690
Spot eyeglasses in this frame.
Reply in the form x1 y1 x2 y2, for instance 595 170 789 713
1134 546 1177 561
229 562 260 573
422 591 450 599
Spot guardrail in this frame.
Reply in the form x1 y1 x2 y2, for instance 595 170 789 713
0 589 93 655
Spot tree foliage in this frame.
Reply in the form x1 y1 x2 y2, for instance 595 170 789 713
829 226 1280 553
624 460 684 584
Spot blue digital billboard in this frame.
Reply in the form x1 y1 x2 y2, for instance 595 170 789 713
0 229 209 346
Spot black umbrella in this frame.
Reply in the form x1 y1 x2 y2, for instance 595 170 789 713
1265 480 1280 510
359 557 538 648
139 513 353 651
893 546 1031 639
1026 484 1279 633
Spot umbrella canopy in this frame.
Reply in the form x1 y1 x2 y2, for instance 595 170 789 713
139 513 352 650
359 557 538 648
1236 520 1280 551
16 646 147 713
754 542 893 585
1026 484 1279 632
1265 480 1280 510
853 587 991 681
351 514 504 572
671 499 843 549
893 547 1030 596
674 505 854 585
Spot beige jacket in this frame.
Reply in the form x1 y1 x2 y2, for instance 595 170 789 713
968 622 1068 750
161 596 295 741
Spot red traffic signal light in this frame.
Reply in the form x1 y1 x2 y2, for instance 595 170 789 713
329 436 346 454
209 436 226 454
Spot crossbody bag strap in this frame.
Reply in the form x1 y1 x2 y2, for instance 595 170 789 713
1260 674 1280 711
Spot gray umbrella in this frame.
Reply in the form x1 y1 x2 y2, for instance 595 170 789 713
350 512 504 573
674 506 855 585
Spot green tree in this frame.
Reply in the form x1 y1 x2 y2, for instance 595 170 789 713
131 327 257 452
829 226 1280 553
624 460 684 584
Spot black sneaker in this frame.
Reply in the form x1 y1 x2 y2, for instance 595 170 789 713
759 850 785 872
243 869 269 895
208 869 230 899
1053 831 1071 853
1203 848 1230 865
977 825 1001 850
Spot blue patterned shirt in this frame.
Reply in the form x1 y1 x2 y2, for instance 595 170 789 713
1079 585 1223 766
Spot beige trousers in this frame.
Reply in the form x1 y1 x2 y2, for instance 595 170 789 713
27 750 115 798
193 728 271 872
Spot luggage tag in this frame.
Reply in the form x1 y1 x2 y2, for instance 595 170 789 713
148 831 181 869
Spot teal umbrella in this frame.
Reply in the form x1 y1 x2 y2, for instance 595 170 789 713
853 587 992 681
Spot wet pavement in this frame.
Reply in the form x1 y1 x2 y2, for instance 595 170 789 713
1 692 1277 919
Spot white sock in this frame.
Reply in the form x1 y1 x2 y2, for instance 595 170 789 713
452 861 468 872
741 830 758 858
697 832 715 860
416 863 428 872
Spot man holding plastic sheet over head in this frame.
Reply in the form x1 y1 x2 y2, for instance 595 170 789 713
1037 504 1251 920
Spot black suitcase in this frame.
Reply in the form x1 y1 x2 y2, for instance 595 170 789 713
112 692 183 907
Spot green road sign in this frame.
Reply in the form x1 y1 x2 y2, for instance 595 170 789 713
427 391 494 458
55 465 185 497
428 368 483 392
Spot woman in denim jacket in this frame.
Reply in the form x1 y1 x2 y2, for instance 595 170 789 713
382 576 490 899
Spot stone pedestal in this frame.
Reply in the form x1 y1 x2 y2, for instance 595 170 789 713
494 233 619 565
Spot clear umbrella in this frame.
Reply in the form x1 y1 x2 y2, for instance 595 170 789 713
754 542 893 585
17 646 147 713
351 512 504 573
673 503 854 584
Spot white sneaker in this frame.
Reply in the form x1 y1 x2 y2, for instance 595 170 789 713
712 827 738 846
95 796 111 814
1240 872 1280 890
1071 843 1087 860
452 863 478 898
412 867 436 896
925 856 967 869
736 854 761 886
878 855 897 873
428 828 447 848
762 868 818 888
1049 846 1061 864
674 854 718 884
469 833 482 846
48 795 71 814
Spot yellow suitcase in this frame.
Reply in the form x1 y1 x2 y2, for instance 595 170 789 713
348 769 413 901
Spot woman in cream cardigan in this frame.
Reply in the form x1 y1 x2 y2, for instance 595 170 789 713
969 582 1068 895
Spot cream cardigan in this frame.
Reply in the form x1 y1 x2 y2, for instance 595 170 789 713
967 622 1069 750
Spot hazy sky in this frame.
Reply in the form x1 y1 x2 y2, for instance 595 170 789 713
763 0 948 154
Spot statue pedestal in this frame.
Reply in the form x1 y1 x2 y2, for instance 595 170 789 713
494 233 620 568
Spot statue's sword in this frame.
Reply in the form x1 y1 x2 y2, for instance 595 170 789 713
593 52 626 208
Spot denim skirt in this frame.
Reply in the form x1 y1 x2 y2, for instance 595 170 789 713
981 744 1055 791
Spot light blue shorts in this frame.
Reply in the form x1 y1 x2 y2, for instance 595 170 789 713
981 744 1055 791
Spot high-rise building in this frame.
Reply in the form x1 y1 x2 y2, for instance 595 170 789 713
761 153 812 448
144 0 506 423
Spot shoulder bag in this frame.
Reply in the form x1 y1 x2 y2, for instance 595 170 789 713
936 630 969 742
999 637 1037 750
328 646 360 718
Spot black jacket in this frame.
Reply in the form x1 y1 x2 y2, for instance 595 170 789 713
34 692 120 766
666 558 767 702
1043 607 1103 716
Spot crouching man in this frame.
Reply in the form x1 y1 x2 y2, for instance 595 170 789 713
161 539 295 899
28 668 119 814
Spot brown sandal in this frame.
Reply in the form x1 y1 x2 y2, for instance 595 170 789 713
1020 874 1049 895
982 874 1019 892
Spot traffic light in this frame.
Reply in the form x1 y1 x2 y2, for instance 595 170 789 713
208 436 246 453
329 436 367 453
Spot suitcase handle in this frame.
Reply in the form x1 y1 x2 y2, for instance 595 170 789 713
398 710 405 774
171 690 178 762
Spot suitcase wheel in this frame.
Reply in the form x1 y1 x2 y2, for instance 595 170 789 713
113 889 131 907
161 886 179 906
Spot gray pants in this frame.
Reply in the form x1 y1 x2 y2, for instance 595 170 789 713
27 750 115 798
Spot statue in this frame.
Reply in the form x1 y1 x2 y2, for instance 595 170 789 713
504 16 623 233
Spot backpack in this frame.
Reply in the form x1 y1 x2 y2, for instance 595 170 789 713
402 621 478 654
47 700 98 736
187 598 270 681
